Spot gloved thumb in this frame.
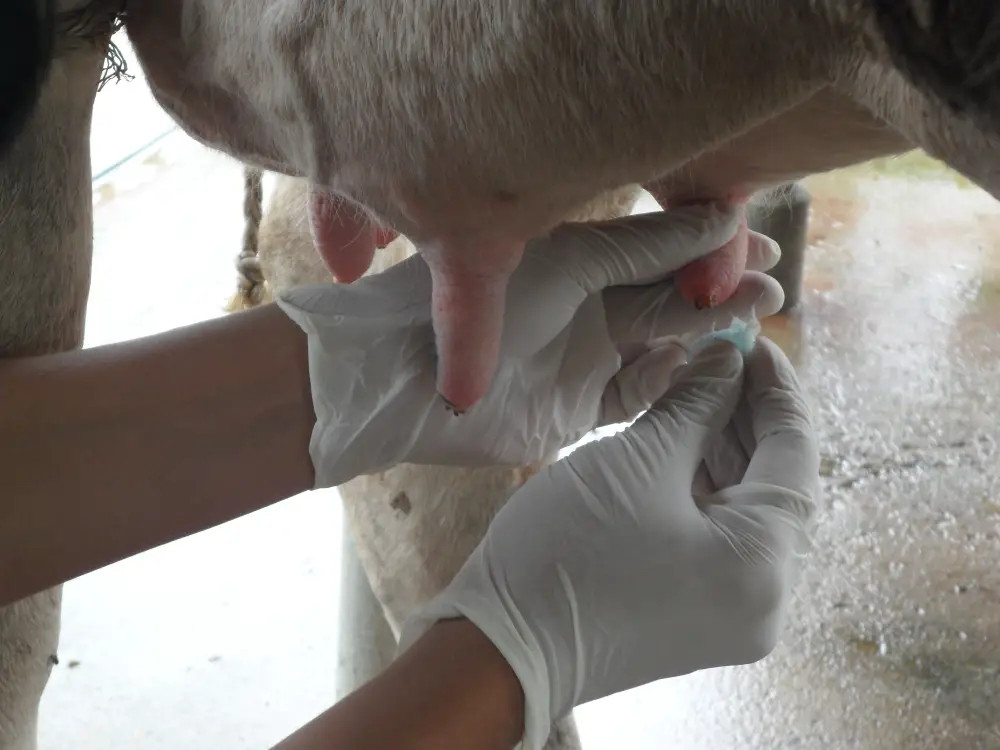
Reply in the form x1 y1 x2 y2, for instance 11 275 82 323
632 341 745 475
597 343 688 426
542 203 742 294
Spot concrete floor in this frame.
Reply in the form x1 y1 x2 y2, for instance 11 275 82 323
35 36 1000 749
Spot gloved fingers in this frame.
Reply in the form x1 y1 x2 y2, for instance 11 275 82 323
540 203 742 294
699 489 813 587
497 250 601 359
629 341 745 483
732 395 759 463
691 461 718 499
597 343 688 427
703 419 752 490
744 230 781 274
602 271 784 350
741 337 821 516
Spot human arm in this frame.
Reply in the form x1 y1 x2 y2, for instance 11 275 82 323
272 618 524 750
0 303 315 605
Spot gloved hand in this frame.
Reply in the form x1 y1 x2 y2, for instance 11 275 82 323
276 203 784 488
397 337 820 750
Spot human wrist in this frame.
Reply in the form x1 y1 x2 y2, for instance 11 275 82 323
397 555 555 750
270 616 525 750
412 619 526 748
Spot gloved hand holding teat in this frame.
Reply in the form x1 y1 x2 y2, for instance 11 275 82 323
276 203 784 488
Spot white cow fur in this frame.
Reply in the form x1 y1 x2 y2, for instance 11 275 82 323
0 6 116 749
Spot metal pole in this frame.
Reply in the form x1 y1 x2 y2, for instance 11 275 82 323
746 181 811 312
334 529 396 699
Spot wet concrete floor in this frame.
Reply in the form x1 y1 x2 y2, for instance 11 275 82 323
578 152 1000 748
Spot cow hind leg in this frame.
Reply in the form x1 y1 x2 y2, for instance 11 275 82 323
0 591 62 750
0 6 116 745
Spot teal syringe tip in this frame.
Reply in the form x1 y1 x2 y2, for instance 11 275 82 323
685 316 761 358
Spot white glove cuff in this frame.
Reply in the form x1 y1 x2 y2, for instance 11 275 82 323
276 293 421 489
273 296 329 488
397 553 553 750
276 295 350 489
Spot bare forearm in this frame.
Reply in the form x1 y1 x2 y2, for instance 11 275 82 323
273 619 524 750
0 304 315 605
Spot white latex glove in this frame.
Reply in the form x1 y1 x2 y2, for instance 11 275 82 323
398 337 820 750
276 204 784 488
